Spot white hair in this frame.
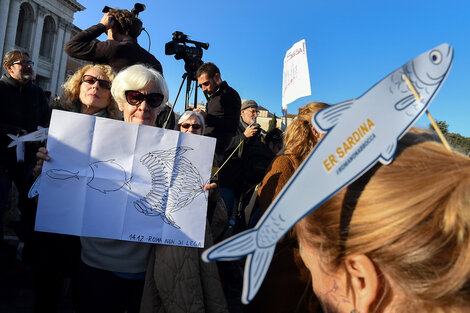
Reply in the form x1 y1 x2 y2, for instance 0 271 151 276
177 110 205 134
111 64 169 107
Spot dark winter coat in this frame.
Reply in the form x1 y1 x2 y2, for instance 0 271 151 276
65 23 163 74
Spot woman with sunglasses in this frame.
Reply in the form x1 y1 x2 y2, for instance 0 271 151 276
35 64 164 313
139 108 229 313
177 110 205 135
47 64 168 313
60 63 120 119
31 63 119 313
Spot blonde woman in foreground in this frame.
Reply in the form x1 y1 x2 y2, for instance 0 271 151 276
296 129 470 313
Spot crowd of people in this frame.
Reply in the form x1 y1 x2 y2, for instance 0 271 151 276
1 5 470 313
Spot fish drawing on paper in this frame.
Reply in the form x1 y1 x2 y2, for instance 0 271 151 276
44 159 132 194
202 43 454 304
134 146 206 229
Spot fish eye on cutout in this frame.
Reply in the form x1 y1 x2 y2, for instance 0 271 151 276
429 50 442 65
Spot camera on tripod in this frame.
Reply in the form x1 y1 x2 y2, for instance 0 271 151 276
165 31 209 79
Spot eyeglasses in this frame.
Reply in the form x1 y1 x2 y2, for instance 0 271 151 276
81 75 112 89
180 123 202 130
12 60 34 67
125 90 164 108
246 109 260 114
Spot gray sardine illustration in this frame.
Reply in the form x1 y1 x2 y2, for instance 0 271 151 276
202 43 454 304
134 146 205 228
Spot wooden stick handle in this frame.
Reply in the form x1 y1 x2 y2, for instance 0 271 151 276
402 74 452 152
426 110 452 151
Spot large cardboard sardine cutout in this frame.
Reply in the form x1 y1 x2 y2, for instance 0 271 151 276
202 43 453 303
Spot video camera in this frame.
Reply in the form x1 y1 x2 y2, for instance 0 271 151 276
102 3 146 17
165 31 209 79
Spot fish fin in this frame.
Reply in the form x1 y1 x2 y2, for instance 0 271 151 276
380 141 398 165
202 229 275 304
7 134 18 148
87 182 106 194
394 95 415 111
313 100 355 132
28 175 41 198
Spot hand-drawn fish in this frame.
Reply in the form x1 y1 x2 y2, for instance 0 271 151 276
43 159 131 194
202 43 454 303
134 146 206 229
7 127 48 148
46 169 79 180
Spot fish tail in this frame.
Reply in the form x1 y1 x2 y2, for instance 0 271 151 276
7 134 19 148
202 229 275 304
161 213 180 229
125 176 132 190
28 175 41 198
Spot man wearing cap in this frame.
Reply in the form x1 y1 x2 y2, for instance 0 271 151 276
218 99 275 223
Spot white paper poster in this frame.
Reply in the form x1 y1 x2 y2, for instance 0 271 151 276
282 39 312 113
35 110 216 248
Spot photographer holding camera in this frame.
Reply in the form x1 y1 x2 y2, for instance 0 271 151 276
65 5 163 74
218 100 275 224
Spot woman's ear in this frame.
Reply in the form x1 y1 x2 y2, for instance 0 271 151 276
344 254 379 313
117 101 124 112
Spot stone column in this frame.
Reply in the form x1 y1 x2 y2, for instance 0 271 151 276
31 6 46 66
0 0 11 58
50 18 67 97
3 0 21 55
55 21 72 96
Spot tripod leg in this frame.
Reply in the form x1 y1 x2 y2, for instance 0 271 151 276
163 74 187 128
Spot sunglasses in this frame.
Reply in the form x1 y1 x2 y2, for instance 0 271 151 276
12 60 34 66
81 75 112 89
125 90 164 108
180 123 202 130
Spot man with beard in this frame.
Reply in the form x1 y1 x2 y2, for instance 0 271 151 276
195 62 241 164
0 50 50 248
219 99 275 225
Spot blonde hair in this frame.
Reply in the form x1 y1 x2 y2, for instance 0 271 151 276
296 130 470 311
284 102 329 162
62 64 120 120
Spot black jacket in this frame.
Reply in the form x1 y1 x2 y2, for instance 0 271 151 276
0 74 50 167
218 118 275 196
204 81 241 156
65 24 163 74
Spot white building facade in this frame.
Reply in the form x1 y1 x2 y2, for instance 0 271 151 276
0 0 84 96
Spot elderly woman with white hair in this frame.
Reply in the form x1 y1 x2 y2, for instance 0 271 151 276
69 64 170 313
140 108 229 313
177 110 206 135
